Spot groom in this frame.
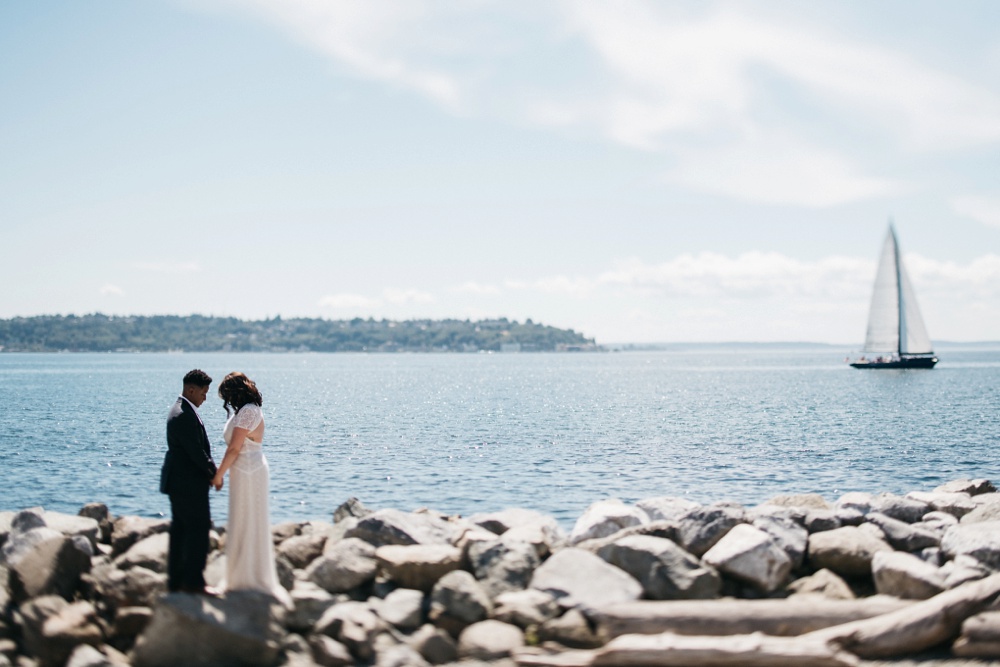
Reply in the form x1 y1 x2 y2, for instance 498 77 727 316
161 369 218 595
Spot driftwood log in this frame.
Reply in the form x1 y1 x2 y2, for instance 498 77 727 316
591 597 909 638
514 574 1000 666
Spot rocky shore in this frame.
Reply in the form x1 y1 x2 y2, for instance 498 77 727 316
4 480 1000 666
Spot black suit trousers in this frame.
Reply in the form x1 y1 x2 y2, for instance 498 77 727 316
167 489 211 592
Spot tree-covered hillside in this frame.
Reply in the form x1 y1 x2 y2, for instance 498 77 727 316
0 315 597 353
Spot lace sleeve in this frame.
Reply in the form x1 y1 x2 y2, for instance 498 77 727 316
233 404 262 431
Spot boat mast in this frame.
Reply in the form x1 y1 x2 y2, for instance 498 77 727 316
890 221 904 357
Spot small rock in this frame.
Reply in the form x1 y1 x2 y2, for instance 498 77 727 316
804 510 841 534
836 492 875 516
375 544 462 592
907 491 977 519
277 533 326 570
457 620 524 661
493 589 561 628
408 624 457 665
314 601 386 663
333 497 372 524
287 581 339 632
871 494 929 524
753 515 808 570
308 634 354 666
807 525 893 578
468 537 540 599
530 548 642 611
306 538 378 593
596 534 720 600
635 496 700 523
113 533 168 573
864 512 940 551
428 570 492 637
65 645 111 667
935 479 996 496
786 568 855 599
765 493 831 510
942 522 1000 570
373 587 425 630
538 608 604 649
109 516 169 557
674 506 744 557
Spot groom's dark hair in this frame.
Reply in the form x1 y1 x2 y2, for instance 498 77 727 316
183 369 213 387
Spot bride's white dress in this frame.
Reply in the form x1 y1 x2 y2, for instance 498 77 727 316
222 404 286 602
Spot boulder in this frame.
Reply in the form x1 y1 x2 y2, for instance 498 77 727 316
942 521 1000 570
872 550 946 600
276 533 326 569
907 491 977 519
270 521 302 545
935 479 996 496
113 533 168 573
457 620 524 661
568 499 647 545
807 525 892 578
596 534 720 600
538 608 605 649
132 591 285 667
703 524 792 593
408 624 457 665
42 512 100 550
635 496 700 522
500 517 565 559
836 492 875 516
375 544 462 592
372 587 425 630
20 597 103 667
468 537 540 599
333 497 373 524
428 570 492 637
345 509 457 547
469 508 553 535
786 568 855 600
804 509 842 534
674 506 744 557
530 547 642 611
306 537 378 593
864 512 940 552
920 510 959 532
286 581 340 632
5 527 92 602
493 589 561 628
86 564 166 609
112 605 153 642
961 503 1000 525
870 494 929 523
314 600 387 663
753 515 808 570
109 516 168 557
308 634 354 666
77 503 112 545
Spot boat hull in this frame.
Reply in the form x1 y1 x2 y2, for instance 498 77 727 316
850 356 938 369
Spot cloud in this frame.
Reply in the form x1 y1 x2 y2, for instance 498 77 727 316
905 253 1000 298
952 196 1000 229
382 288 434 305
132 261 201 273
317 293 379 309
100 284 124 296
452 281 502 295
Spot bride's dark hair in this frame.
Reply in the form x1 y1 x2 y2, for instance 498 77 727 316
218 372 263 417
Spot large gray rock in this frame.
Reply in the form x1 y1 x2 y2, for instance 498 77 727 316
935 479 996 496
941 521 1000 569
314 600 387 663
345 509 457 547
286 581 340 632
674 506 744 557
333 497 373 524
133 591 285 667
753 515 808 570
372 587 425 630
457 620 524 661
306 537 378 593
86 563 166 609
596 534 720 600
872 550 946 599
113 533 168 573
5 527 92 602
907 491 977 519
568 499 647 545
308 634 354 666
703 524 791 593
836 492 875 516
408 624 457 665
42 512 100 550
807 525 893 578
77 503 112 545
109 516 169 557
468 537 540 599
375 544 462 592
428 570 492 637
20 597 104 667
804 509 842 534
493 589 561 628
530 547 642 611
865 512 940 552
500 517 565 559
277 533 326 569
961 503 1000 525
635 496 700 522
870 494 930 523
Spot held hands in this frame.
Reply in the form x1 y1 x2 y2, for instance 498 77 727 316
211 474 224 491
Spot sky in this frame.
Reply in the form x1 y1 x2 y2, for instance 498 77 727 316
2 1 999 345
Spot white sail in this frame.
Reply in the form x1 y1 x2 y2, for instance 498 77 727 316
861 226 933 355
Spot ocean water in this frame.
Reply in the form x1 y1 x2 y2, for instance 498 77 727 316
1 347 997 528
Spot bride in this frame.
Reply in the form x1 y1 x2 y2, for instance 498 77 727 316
211 372 287 603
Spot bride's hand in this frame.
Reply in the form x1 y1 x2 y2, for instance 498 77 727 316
212 474 223 491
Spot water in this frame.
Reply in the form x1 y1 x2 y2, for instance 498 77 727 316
1 347 997 527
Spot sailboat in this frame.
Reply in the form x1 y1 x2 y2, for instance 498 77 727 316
850 223 938 369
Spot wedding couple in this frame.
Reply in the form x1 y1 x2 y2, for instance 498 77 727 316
161 369 285 602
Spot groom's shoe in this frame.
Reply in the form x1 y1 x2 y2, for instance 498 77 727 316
200 586 221 597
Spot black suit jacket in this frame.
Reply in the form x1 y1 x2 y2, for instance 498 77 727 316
161 397 217 495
